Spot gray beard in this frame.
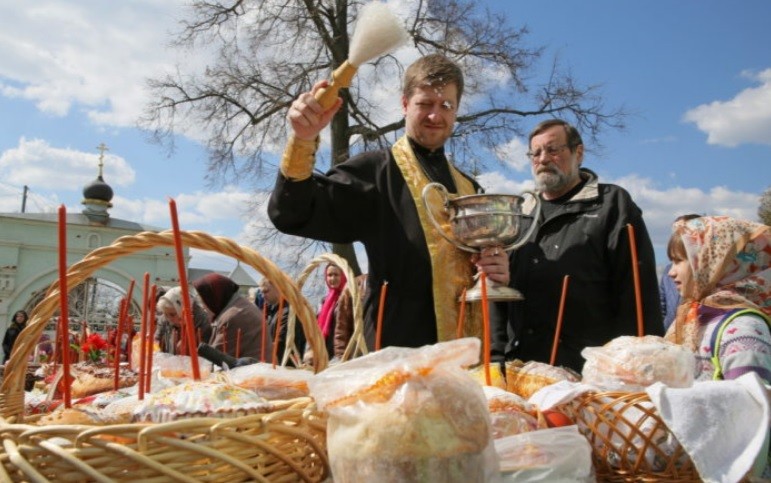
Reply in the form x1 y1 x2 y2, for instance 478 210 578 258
534 170 572 193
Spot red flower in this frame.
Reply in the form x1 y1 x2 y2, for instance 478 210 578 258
86 333 108 350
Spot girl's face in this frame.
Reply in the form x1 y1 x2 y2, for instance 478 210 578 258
14 312 26 323
668 258 694 298
326 266 343 289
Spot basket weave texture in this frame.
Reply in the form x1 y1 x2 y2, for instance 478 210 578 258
294 253 367 362
570 391 699 483
0 230 330 482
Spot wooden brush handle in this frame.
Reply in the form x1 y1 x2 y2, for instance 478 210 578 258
315 61 357 110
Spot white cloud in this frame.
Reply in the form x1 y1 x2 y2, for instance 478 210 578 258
0 1 189 126
607 173 759 250
0 137 135 190
683 68 771 147
491 137 531 172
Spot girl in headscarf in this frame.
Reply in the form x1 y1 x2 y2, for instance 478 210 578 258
155 287 212 355
664 216 771 382
193 273 267 359
315 263 355 360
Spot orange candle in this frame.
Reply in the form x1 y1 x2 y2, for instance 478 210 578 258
271 297 285 367
236 328 242 358
168 198 200 380
125 316 134 367
550 275 570 366
57 205 72 408
375 281 388 351
456 288 467 339
627 224 645 336
113 298 126 391
138 273 149 400
261 303 268 362
480 273 491 386
146 284 157 393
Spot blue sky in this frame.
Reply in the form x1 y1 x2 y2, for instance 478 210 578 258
1 1 769 277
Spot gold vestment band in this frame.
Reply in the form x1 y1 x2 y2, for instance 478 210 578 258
280 135 320 181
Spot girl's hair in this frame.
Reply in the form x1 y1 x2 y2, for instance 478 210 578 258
667 230 687 262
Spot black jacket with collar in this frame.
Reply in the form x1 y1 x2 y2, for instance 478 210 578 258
493 168 663 372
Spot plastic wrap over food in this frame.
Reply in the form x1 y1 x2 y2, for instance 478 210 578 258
132 381 272 422
483 385 545 439
581 335 695 390
152 352 212 380
213 362 313 400
496 426 595 482
308 338 499 483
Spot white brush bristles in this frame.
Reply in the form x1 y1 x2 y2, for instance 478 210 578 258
348 2 410 67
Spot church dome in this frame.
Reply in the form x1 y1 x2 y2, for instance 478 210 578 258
83 175 114 202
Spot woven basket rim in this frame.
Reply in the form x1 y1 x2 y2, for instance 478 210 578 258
570 390 700 482
0 229 327 421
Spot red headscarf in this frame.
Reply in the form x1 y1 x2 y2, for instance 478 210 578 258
193 273 240 318
317 264 347 338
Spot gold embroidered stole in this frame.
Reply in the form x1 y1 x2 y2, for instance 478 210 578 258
391 136 483 341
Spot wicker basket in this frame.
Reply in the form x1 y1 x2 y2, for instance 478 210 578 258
293 253 367 363
569 391 699 482
0 230 330 482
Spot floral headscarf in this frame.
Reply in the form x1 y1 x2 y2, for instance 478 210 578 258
665 216 770 351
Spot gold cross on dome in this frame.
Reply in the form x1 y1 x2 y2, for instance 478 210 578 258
96 142 109 176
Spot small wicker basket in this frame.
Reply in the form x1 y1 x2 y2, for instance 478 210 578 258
294 253 367 363
569 391 699 483
0 230 330 482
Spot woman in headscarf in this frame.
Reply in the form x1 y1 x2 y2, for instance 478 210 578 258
193 273 266 359
665 215 771 382
155 286 212 355
317 263 355 360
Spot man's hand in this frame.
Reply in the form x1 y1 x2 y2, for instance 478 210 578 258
288 80 343 141
472 245 510 286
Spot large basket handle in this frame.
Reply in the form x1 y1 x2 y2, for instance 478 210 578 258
0 230 326 421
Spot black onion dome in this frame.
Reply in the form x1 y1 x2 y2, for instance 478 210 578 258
83 175 114 202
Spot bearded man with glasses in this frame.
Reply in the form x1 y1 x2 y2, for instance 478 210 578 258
491 119 663 373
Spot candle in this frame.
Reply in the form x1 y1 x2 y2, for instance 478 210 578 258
113 298 126 391
550 275 570 366
80 320 87 363
236 328 242 359
456 288 467 339
58 205 72 408
260 303 268 362
375 281 388 351
125 316 134 367
179 307 188 356
627 224 644 337
146 284 157 393
169 198 201 380
138 273 149 400
480 273 491 386
272 297 285 367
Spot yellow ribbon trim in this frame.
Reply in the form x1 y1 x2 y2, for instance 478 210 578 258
391 136 482 341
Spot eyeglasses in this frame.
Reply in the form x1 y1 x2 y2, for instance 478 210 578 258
526 144 569 161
